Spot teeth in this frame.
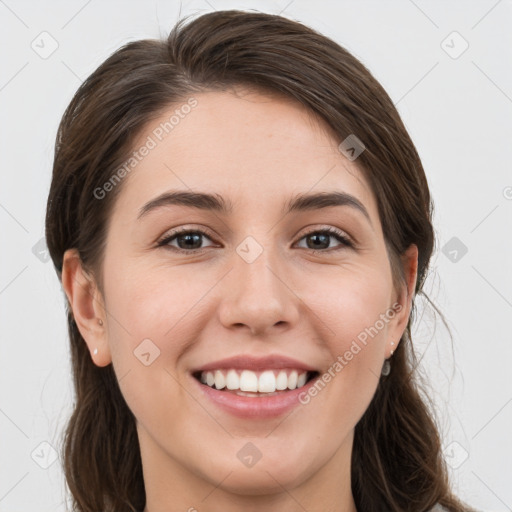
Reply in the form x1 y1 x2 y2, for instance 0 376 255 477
287 370 298 390
214 370 226 390
226 369 239 390
276 371 288 390
198 369 311 393
240 370 259 392
258 370 276 393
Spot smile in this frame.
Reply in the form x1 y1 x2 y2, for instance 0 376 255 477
194 369 318 394
189 354 321 417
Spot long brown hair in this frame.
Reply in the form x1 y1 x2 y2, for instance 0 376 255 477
46 9 471 512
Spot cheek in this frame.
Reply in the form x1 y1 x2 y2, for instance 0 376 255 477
308 264 393 350
102 265 206 429
104 258 213 349
301 266 392 413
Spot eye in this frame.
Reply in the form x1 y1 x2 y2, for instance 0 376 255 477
295 227 353 252
157 228 216 253
157 226 353 254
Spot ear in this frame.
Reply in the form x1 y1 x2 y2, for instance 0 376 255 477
61 248 112 367
385 244 418 358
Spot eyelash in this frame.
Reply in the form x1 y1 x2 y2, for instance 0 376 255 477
157 226 354 255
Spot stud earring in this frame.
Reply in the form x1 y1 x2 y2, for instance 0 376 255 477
98 319 103 326
93 348 98 356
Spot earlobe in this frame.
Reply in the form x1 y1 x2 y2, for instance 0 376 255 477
61 249 112 367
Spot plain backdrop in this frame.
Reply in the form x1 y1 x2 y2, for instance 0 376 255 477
1 0 511 510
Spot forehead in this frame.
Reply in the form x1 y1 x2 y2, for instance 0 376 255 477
112 88 378 224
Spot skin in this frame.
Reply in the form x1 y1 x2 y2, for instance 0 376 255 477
62 87 418 512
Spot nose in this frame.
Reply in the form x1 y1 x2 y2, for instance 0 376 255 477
217 245 300 337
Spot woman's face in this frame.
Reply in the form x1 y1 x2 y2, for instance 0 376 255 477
67 88 417 508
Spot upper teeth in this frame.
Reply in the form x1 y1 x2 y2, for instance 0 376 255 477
199 369 309 393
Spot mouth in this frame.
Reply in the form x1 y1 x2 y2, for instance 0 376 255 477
188 354 322 418
192 369 320 397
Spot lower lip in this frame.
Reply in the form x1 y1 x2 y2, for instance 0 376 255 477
191 373 320 419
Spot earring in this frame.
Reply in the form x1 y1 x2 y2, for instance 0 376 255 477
93 348 98 356
98 319 103 326
382 341 395 376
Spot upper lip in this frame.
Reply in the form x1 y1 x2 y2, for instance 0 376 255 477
190 354 319 373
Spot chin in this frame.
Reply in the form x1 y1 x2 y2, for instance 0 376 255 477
212 467 304 496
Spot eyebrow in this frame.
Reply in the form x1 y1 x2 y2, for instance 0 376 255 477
137 190 372 226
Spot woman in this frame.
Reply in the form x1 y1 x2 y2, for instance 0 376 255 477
45 9 476 512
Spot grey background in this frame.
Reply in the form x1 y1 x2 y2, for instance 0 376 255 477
1 0 511 510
